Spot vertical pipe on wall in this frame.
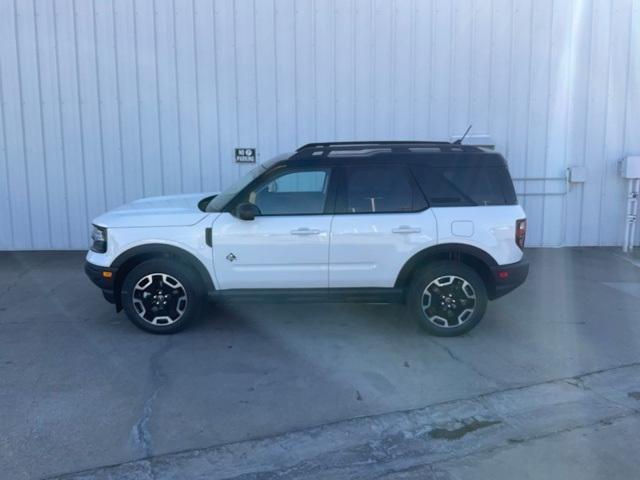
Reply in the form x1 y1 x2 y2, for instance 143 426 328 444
623 178 633 252
623 177 640 252
632 179 640 251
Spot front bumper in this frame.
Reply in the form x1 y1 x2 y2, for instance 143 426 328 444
488 258 529 300
84 261 118 304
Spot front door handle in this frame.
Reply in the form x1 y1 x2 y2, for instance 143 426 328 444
291 227 322 235
392 226 421 234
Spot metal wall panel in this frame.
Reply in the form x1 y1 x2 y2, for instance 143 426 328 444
0 0 638 250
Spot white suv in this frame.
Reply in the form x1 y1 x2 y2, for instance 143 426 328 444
85 141 528 336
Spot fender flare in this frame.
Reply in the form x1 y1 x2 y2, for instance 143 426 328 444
111 243 215 297
394 243 497 288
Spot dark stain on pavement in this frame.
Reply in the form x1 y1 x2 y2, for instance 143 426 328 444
429 418 502 441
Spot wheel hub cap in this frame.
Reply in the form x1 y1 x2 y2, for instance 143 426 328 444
132 273 187 326
422 275 476 328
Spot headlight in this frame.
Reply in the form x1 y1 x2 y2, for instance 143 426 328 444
90 225 108 253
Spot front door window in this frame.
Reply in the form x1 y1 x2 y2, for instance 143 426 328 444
244 169 331 215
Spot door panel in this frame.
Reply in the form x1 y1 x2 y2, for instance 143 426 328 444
329 211 438 288
212 166 335 290
211 212 331 290
329 164 437 288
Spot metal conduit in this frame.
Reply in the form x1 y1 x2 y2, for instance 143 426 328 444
512 176 568 196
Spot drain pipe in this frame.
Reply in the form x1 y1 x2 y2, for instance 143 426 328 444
621 157 640 253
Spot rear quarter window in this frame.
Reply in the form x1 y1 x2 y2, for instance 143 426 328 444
411 165 517 207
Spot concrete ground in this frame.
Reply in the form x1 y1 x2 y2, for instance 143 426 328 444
1 248 639 479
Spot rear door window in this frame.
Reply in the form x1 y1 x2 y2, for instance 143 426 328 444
335 165 427 214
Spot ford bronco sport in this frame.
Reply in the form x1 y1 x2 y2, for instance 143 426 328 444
85 141 528 336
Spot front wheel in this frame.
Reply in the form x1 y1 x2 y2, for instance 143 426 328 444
121 259 204 334
408 261 487 337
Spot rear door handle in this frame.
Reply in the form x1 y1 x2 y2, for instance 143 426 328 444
392 226 421 234
291 227 322 235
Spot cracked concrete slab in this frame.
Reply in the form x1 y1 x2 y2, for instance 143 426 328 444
1 248 640 479
51 363 640 480
130 338 173 457
439 415 640 480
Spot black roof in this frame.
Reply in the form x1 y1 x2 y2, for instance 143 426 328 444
277 140 507 168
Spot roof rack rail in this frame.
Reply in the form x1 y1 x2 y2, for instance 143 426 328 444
296 140 452 152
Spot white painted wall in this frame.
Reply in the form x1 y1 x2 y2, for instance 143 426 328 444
0 0 638 250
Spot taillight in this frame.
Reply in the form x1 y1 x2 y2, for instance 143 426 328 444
515 219 526 249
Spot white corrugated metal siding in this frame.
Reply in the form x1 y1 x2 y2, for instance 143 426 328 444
0 0 638 250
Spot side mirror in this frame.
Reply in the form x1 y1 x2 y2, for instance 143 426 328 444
235 202 261 221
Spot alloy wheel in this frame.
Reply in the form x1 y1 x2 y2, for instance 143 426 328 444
132 273 188 326
421 275 476 328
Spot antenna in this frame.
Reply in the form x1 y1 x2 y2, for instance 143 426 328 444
453 125 473 145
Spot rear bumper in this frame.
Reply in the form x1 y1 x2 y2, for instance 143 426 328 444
488 258 529 300
84 261 117 304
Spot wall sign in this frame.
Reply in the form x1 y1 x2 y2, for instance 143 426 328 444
235 148 256 163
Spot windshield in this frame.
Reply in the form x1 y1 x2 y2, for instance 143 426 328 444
205 154 289 212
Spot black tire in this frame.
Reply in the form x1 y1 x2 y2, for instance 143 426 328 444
120 258 204 334
408 261 487 337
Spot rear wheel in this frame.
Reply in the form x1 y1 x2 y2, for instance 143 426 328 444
408 261 487 336
121 258 203 334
